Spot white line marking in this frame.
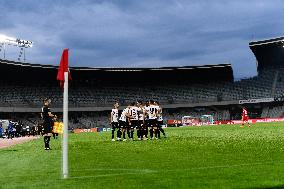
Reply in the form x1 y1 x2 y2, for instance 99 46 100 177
68 161 284 179
71 168 155 173
69 169 156 179
163 161 284 172
70 173 140 179
6 161 283 180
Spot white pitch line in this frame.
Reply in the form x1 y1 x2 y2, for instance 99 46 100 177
69 169 157 180
71 168 156 173
70 173 141 179
162 161 284 172
5 161 283 180
69 161 284 180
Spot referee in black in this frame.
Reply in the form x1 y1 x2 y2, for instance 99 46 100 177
41 98 55 150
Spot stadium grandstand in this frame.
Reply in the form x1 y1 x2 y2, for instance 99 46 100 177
0 59 233 108
1 36 284 129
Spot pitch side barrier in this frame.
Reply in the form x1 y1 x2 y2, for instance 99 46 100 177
73 128 111 133
167 118 284 126
215 118 284 125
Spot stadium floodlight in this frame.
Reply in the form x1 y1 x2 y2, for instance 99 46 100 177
0 34 33 61
16 39 33 48
0 34 18 45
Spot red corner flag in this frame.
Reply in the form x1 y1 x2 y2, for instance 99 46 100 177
57 49 72 89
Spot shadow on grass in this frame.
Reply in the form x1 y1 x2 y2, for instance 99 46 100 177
253 186 284 189
0 149 18 152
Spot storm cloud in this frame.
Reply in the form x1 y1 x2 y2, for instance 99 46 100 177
1 0 284 78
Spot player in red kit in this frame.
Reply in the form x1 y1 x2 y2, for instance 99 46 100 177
241 107 250 128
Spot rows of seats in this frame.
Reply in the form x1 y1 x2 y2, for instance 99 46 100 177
0 68 282 107
266 106 284 118
163 108 231 121
274 68 284 97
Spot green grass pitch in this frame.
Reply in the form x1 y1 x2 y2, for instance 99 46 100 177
1 122 284 189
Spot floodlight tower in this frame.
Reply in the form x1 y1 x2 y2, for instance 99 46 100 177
0 34 33 62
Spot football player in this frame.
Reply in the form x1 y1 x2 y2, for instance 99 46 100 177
129 102 140 140
137 101 146 140
119 105 132 141
110 102 120 141
241 107 250 128
41 98 55 150
156 101 166 138
143 101 150 139
145 100 159 139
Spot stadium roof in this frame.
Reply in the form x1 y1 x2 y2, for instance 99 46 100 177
0 58 231 71
0 59 234 83
249 36 284 72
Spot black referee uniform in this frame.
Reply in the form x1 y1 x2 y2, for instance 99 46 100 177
41 101 54 150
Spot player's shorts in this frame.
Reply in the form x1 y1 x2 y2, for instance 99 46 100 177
125 120 131 129
138 120 144 128
119 120 126 128
144 119 149 127
242 117 249 121
130 120 139 129
148 119 157 127
111 122 119 129
42 119 53 134
157 120 163 127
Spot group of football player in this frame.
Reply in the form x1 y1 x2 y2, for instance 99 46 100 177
110 100 166 141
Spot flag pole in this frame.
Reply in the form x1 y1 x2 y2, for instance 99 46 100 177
62 71 69 179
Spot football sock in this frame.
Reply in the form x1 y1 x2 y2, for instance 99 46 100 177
47 136 51 148
157 130 161 138
154 129 158 138
131 130 134 139
137 129 140 138
160 128 166 136
123 132 126 139
144 128 148 138
44 136 48 148
127 129 131 138
139 128 142 138
117 130 121 138
150 128 153 138
111 128 115 139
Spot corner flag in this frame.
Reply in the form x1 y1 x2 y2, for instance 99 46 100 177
57 48 71 179
57 49 72 89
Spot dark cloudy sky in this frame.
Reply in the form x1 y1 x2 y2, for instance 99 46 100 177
1 0 284 78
